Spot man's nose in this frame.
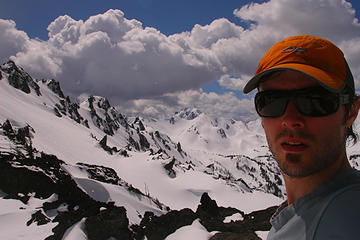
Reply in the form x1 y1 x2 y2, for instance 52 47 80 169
281 100 305 129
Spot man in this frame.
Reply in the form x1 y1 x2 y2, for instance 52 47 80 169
243 35 360 239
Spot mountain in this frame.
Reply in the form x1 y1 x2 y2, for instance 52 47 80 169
1 60 359 240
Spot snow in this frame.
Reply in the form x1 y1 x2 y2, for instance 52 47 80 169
74 178 111 202
145 112 268 158
0 195 57 240
165 219 218 240
256 231 269 240
62 218 87 240
224 213 244 223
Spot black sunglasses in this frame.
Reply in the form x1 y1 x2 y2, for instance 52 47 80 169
255 87 350 118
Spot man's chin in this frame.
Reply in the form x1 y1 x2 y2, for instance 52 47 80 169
285 153 302 163
279 154 317 178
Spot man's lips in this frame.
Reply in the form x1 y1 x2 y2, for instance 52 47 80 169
280 138 308 152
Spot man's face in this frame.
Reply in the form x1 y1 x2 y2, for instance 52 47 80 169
259 70 348 178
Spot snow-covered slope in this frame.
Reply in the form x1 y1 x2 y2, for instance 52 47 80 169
1 61 359 240
145 108 267 158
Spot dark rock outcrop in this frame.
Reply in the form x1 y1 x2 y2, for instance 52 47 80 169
45 79 65 98
195 192 276 239
55 97 83 124
164 157 176 178
1 60 41 96
27 210 51 226
98 135 118 154
138 132 150 150
85 205 134 240
177 108 202 120
88 96 120 136
133 209 197 240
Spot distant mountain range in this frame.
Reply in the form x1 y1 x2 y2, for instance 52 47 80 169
1 60 359 240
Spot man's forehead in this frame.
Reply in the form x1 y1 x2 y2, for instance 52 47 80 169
258 70 320 91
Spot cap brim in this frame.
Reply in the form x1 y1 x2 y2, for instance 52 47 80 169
243 63 345 93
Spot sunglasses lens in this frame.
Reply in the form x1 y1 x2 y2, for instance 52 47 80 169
255 93 287 117
296 95 339 117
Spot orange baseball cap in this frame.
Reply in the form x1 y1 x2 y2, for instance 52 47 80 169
243 35 354 94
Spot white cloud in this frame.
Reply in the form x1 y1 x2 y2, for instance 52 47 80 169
1 1 360 119
234 0 360 42
11 9 223 100
218 74 251 91
0 19 29 64
339 37 360 84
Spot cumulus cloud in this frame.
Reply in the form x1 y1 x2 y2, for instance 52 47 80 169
217 74 251 91
12 9 222 100
0 19 29 64
234 0 360 42
1 0 360 119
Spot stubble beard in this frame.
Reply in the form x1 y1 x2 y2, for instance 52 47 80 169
267 129 345 178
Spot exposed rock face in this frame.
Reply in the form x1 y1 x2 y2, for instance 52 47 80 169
177 108 202 120
209 205 277 240
204 155 285 198
164 157 176 178
138 132 150 150
77 162 123 185
0 60 41 96
98 135 119 154
217 128 227 138
85 205 134 240
54 97 84 124
45 79 65 98
27 210 52 226
193 192 277 240
88 96 119 136
97 97 111 111
210 232 262 240
133 209 197 240
131 192 277 240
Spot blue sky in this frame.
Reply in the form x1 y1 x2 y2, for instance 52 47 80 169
0 0 260 40
1 0 360 120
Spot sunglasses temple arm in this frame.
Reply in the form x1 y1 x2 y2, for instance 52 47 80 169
340 94 350 104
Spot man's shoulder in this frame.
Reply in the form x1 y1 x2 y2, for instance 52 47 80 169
313 183 360 239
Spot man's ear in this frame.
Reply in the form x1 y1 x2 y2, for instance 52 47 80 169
346 97 360 127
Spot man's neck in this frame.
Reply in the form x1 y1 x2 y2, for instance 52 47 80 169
284 155 351 205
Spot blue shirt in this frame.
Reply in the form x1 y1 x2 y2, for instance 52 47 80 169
267 168 360 240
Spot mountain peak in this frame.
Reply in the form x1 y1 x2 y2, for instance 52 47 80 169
1 60 17 71
0 60 41 96
175 108 202 120
42 79 65 98
87 95 111 111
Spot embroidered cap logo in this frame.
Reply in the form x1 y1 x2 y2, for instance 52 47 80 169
281 46 307 53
